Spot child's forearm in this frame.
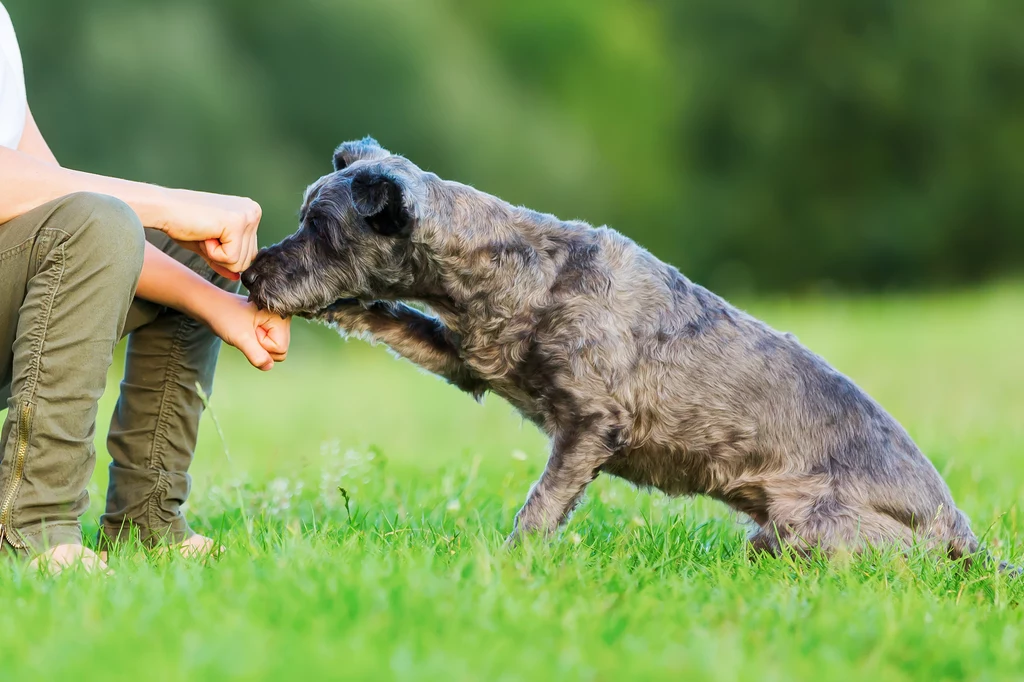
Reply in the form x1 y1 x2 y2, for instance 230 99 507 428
3 107 262 277
136 243 229 325
0 145 171 227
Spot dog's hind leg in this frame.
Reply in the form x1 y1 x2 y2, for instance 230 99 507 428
752 491 917 561
312 300 488 398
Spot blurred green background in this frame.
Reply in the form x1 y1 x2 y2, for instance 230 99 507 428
8 0 1024 293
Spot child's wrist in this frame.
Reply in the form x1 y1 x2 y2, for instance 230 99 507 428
181 279 236 328
132 184 176 233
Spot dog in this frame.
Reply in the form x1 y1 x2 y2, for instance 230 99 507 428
243 136 995 565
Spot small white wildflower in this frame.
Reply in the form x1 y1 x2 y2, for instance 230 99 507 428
511 450 528 461
446 499 461 512
265 477 303 516
571 532 583 545
317 446 376 508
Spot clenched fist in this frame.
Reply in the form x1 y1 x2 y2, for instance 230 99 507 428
155 188 263 280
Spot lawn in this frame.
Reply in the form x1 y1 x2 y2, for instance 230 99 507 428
1 283 1022 681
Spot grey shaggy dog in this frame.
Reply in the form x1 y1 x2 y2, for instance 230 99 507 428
243 136 995 565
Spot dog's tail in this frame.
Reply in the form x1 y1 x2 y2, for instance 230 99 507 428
932 506 1020 576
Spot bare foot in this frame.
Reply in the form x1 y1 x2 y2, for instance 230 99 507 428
99 534 225 563
165 534 225 559
29 544 112 575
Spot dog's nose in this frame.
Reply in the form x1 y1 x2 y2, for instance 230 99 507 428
241 269 258 289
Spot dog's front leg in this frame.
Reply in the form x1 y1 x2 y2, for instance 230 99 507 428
507 422 618 545
312 300 488 398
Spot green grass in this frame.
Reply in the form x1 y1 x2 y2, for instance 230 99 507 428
2 283 1023 681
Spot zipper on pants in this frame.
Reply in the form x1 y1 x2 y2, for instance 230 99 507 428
0 404 31 550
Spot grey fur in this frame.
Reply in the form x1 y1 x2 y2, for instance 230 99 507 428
244 137 1003 565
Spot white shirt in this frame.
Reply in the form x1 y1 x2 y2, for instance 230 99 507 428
0 2 26 150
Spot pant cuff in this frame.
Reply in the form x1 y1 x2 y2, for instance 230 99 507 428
96 516 194 551
3 520 83 556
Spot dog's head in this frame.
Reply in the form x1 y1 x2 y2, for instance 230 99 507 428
242 137 437 315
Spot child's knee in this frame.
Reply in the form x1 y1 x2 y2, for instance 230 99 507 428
53 192 146 285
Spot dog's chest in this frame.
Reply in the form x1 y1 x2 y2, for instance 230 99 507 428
599 444 720 497
486 376 546 425
600 447 684 495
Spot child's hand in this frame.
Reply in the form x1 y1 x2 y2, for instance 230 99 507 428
254 306 291 364
203 293 291 371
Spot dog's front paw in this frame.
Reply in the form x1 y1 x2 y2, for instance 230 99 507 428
503 530 522 550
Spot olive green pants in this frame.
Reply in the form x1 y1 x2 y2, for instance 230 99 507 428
0 192 237 555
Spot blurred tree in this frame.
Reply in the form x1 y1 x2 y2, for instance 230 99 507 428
8 0 1023 292
659 0 1024 291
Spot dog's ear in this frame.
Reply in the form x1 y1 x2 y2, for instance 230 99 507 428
350 169 412 237
333 136 390 171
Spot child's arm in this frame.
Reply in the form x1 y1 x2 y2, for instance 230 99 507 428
136 244 291 370
2 108 260 279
